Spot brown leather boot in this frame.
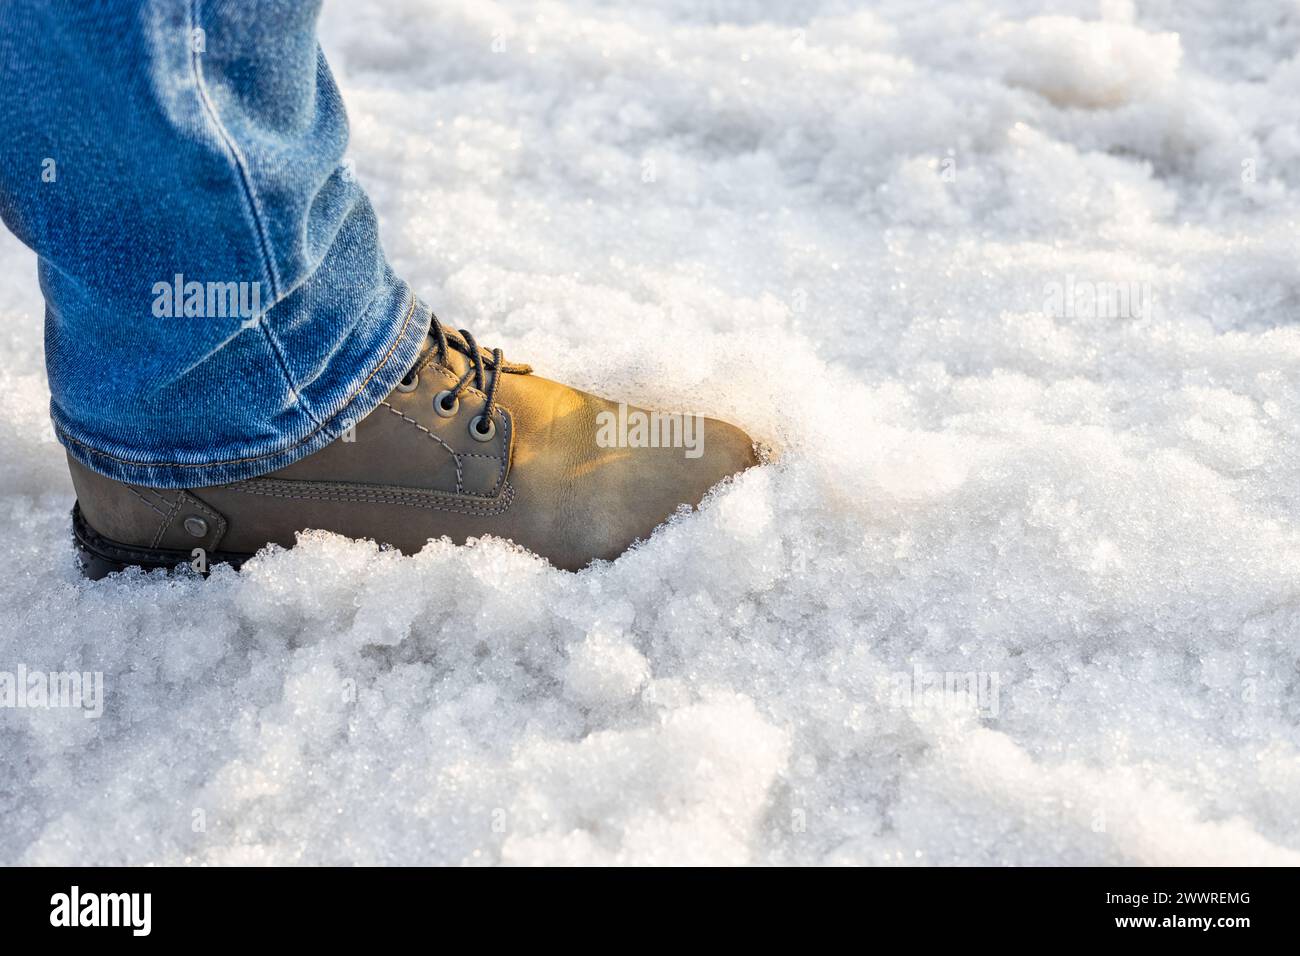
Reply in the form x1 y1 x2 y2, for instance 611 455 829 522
68 320 758 577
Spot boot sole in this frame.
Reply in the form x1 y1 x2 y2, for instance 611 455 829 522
72 502 254 580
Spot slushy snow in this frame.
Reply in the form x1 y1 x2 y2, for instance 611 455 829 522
3 0 1300 865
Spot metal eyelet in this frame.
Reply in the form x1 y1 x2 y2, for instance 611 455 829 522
469 415 496 442
395 372 419 393
434 390 459 418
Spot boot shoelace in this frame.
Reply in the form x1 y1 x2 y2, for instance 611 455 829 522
398 314 532 441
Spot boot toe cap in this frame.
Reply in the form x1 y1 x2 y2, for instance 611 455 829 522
705 417 759 477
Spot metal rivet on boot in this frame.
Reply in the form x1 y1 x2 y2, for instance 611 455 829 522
183 516 209 538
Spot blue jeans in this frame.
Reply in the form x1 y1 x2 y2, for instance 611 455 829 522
0 0 429 487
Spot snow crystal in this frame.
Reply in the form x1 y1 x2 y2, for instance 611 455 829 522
2 0 1300 865
995 15 1183 109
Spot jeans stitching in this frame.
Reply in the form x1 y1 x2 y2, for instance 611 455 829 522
188 0 324 427
56 294 420 469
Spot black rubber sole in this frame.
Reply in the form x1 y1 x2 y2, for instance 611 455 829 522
72 502 253 580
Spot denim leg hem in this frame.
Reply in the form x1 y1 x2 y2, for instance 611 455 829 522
54 287 430 489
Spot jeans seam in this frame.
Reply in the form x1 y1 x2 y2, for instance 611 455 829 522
188 0 321 428
56 293 420 469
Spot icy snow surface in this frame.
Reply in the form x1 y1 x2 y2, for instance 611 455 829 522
4 0 1300 865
